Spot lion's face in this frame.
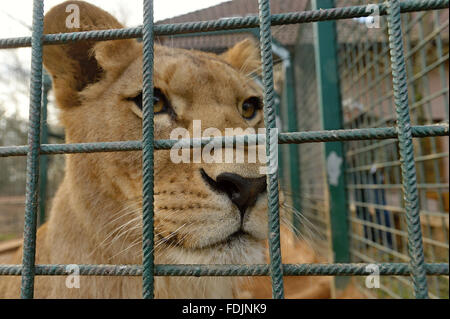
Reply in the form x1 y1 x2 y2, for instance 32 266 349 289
43 1 273 264
110 44 269 262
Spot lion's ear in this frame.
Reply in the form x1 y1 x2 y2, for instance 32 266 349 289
220 39 261 75
43 1 138 108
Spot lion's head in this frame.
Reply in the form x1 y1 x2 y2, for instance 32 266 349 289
43 1 278 267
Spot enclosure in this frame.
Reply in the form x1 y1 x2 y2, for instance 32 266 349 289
0 0 448 299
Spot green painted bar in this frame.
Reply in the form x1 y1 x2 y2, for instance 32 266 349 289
0 263 448 276
258 0 285 299
0 0 448 49
313 0 350 292
38 73 51 225
0 124 447 157
141 0 156 299
20 0 44 299
386 0 429 298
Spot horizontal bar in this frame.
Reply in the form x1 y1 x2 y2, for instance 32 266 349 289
0 263 447 276
349 252 442 299
0 0 448 49
0 124 447 157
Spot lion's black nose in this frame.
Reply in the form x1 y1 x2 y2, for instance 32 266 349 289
215 172 267 218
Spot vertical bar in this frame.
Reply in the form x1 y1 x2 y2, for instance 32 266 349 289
386 0 429 299
404 12 441 298
258 0 284 299
312 0 350 292
38 73 51 225
21 0 44 299
285 57 301 235
142 0 155 299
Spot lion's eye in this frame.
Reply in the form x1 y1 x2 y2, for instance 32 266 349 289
127 88 168 114
153 89 167 114
240 97 262 120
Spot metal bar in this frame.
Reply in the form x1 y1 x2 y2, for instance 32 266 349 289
404 10 446 298
0 263 447 276
141 0 155 299
386 0 429 298
0 0 448 49
159 27 258 39
0 124 447 157
258 0 284 299
313 0 350 292
350 250 442 299
20 0 44 299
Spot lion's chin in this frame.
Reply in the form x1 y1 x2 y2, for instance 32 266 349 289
208 231 248 250
155 232 266 265
188 230 260 251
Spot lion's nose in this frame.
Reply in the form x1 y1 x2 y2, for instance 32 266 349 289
215 173 267 218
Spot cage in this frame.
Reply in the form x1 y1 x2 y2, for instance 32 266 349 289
0 0 448 299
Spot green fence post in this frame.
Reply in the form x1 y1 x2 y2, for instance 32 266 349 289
38 73 51 225
312 0 350 293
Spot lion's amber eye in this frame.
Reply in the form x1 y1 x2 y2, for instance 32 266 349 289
153 90 166 114
127 88 168 114
240 97 262 120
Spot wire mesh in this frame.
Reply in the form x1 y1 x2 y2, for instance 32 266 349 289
335 0 449 298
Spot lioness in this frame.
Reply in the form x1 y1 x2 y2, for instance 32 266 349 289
0 0 281 298
3 0 343 299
